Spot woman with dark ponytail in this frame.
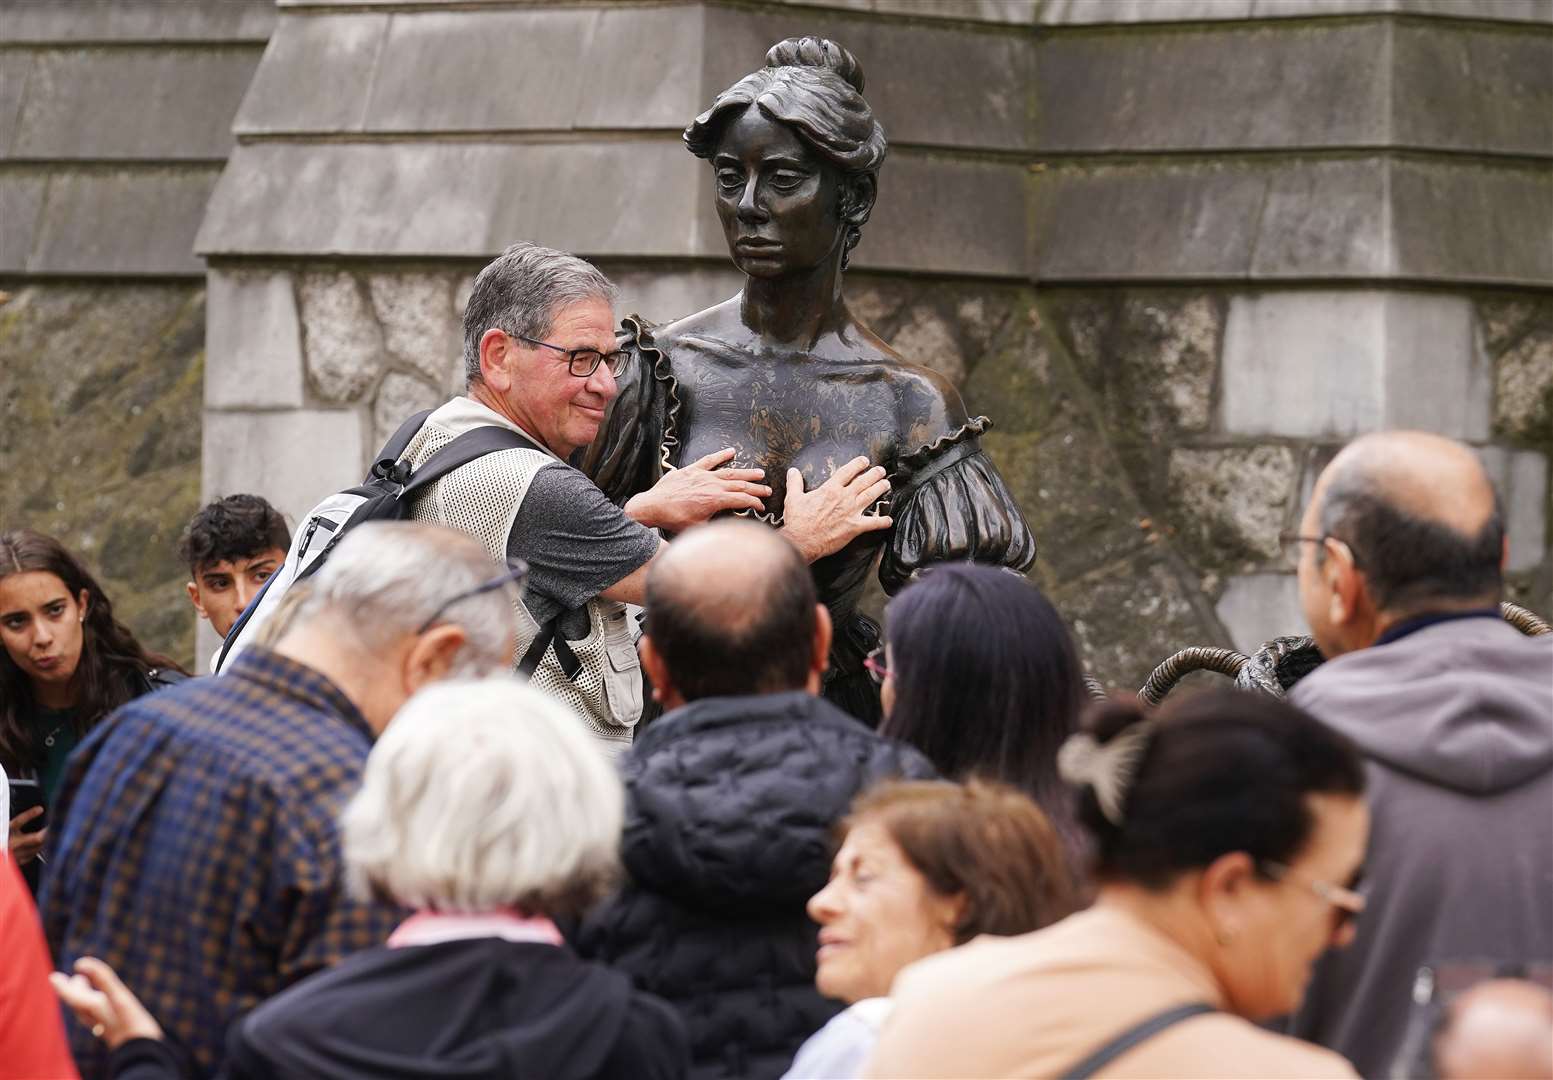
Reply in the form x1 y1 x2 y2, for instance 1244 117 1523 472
1 530 184 874
868 690 1372 1078
581 36 1036 727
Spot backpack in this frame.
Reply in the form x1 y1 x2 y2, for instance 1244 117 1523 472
214 409 535 673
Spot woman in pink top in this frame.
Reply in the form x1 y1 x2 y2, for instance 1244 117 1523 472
867 690 1371 1079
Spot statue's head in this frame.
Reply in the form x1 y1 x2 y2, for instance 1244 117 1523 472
684 37 887 275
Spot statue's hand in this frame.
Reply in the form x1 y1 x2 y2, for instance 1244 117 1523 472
624 447 771 532
781 457 893 564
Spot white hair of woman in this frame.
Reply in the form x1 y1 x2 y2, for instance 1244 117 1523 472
342 676 624 915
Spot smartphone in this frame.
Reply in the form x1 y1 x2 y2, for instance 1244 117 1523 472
7 776 45 833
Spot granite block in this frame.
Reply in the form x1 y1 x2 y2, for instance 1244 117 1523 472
1032 161 1268 281
860 154 1027 276
201 408 366 529
233 13 387 135
1034 22 1390 153
0 170 46 272
205 271 305 410
1040 0 1552 23
1390 160 1553 286
1219 290 1492 440
0 0 275 44
1393 23 1553 157
704 5 1036 152
27 165 220 275
4 46 261 160
1215 572 1305 654
197 140 707 258
1479 446 1550 574
0 52 30 154
365 7 703 132
1033 157 1552 286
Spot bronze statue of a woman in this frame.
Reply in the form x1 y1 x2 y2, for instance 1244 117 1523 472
583 37 1036 722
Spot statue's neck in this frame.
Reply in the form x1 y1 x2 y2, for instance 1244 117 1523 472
739 259 846 349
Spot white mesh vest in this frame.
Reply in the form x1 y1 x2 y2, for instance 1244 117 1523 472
401 397 639 756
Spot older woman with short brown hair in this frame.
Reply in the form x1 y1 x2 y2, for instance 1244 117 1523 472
783 779 1076 1078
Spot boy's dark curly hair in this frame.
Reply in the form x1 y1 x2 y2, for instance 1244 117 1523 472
177 494 291 573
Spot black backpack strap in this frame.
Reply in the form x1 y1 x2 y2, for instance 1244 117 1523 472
1058 1002 1217 1080
399 424 543 496
366 409 435 483
516 620 583 681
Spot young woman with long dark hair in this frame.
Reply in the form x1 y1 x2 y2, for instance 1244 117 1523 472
1 529 184 869
874 563 1088 867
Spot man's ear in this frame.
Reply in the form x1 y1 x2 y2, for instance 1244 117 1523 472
811 604 833 678
186 581 209 621
841 174 877 228
403 624 469 694
1323 540 1366 628
478 328 515 392
639 634 674 704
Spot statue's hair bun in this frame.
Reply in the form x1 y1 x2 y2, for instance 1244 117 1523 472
765 36 866 93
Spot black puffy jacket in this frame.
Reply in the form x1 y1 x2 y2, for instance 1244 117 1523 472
571 690 937 1080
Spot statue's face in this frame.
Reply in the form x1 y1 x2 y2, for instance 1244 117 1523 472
711 105 846 278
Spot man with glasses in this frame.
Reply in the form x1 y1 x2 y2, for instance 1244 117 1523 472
400 242 893 755
41 523 518 1079
1283 431 1553 1077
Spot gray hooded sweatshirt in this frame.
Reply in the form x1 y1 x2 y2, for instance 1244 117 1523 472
1288 614 1553 1078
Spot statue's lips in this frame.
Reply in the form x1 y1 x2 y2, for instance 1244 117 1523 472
734 238 781 252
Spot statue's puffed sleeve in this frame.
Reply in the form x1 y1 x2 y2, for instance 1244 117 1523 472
878 417 1038 594
578 315 677 506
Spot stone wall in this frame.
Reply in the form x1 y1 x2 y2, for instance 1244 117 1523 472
188 0 1553 686
8 0 1547 683
0 0 273 668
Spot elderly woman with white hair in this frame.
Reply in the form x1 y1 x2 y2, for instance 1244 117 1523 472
53 678 689 1080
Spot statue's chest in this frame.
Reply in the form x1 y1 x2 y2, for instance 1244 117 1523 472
671 355 899 489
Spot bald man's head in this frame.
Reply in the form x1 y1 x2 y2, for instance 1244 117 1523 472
1309 431 1504 616
644 521 820 701
1432 979 1553 1080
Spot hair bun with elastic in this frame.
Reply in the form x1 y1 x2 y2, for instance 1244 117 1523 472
1059 699 1157 827
765 36 866 93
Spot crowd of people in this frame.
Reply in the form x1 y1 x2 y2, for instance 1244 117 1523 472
4 234 1552 1080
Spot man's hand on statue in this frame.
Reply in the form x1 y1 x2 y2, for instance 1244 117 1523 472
625 447 772 532
781 457 893 563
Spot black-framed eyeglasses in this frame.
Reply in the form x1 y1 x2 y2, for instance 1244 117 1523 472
1260 859 1366 934
864 645 889 686
514 333 630 379
1277 531 1361 571
415 559 528 635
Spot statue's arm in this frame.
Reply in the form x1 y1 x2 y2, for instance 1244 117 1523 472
576 317 672 506
879 370 1038 594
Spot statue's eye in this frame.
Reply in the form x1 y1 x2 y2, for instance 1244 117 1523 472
716 169 743 192
770 171 808 191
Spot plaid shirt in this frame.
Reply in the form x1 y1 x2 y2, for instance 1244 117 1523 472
41 648 403 1078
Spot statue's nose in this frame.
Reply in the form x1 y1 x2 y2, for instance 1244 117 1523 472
737 177 767 223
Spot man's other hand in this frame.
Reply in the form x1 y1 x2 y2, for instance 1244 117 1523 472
781 457 892 563
625 448 771 533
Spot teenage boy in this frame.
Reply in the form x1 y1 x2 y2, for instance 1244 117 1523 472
177 495 290 640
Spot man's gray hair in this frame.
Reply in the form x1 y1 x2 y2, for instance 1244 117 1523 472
276 521 516 671
462 241 618 385
341 676 624 915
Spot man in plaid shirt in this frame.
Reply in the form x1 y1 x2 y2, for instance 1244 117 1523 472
41 523 521 1077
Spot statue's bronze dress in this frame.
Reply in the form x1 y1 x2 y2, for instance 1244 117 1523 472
581 301 1037 723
